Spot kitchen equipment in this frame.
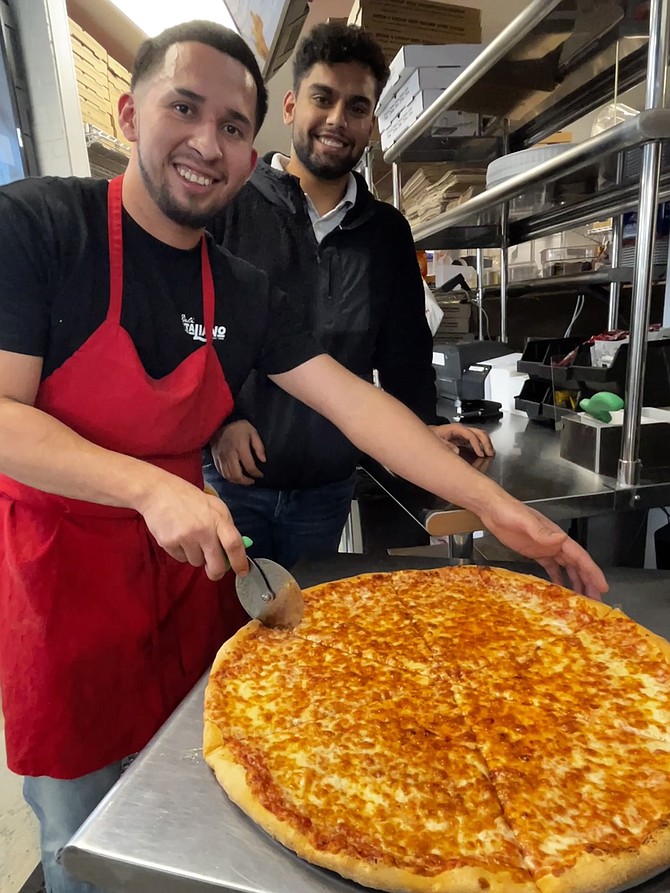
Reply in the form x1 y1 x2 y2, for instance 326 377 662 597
485 144 572 220
432 340 513 420
560 409 670 477
235 557 304 628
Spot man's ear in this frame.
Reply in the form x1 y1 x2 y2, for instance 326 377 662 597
117 93 138 143
282 90 296 125
367 113 377 142
248 148 258 178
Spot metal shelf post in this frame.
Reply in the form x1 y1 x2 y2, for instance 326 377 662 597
608 153 625 330
391 162 402 211
618 0 670 489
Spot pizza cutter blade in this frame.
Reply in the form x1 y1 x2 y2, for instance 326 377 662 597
235 557 305 629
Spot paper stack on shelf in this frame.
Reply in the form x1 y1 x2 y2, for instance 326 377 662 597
402 167 487 224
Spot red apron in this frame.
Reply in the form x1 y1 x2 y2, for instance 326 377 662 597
0 176 247 779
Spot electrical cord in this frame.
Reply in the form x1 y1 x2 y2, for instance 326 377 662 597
477 303 492 340
564 293 586 337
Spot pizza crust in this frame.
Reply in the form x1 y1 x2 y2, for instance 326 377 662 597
604 608 670 661
205 735 538 893
433 565 613 620
536 824 670 893
207 620 261 677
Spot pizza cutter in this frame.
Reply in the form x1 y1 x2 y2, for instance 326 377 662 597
235 551 305 629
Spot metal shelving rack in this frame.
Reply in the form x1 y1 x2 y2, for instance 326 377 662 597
84 123 130 179
379 0 670 490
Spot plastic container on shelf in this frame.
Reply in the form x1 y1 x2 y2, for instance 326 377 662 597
485 144 572 220
539 246 600 277
508 262 538 282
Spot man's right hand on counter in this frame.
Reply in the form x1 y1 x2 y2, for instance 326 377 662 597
478 493 608 601
211 420 266 485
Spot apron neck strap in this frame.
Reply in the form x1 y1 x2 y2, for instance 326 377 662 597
107 175 216 344
201 237 215 345
107 176 124 326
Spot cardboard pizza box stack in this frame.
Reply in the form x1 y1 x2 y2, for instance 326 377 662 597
348 0 481 63
68 18 131 148
107 56 133 143
376 43 484 152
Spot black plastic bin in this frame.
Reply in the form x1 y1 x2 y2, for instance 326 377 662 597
517 336 670 404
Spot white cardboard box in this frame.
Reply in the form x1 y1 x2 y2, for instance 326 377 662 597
378 65 477 123
381 103 478 151
383 43 484 103
379 88 444 129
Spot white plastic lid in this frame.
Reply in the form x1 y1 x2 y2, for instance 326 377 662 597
486 144 571 187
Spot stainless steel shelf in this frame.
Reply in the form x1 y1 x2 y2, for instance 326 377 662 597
393 133 502 165
383 0 649 163
411 109 670 250
84 123 129 178
480 266 667 298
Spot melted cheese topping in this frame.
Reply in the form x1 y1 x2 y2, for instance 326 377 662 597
205 568 670 890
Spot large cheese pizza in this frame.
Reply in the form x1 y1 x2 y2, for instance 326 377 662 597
203 565 670 893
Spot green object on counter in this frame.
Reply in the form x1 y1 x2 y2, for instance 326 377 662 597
579 391 625 423
242 536 254 548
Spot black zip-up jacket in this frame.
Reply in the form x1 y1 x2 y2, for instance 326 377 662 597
208 154 438 490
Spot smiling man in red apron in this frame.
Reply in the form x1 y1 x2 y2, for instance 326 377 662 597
0 22 320 893
0 19 607 893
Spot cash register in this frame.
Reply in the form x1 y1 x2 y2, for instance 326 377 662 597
432 340 514 421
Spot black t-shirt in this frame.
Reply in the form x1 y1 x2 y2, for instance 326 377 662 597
0 177 319 393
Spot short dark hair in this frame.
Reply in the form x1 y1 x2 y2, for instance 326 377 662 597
131 20 268 134
293 23 389 101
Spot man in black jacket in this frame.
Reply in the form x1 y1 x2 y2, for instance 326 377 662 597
204 22 492 567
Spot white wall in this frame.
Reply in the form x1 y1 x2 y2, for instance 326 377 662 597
14 0 89 176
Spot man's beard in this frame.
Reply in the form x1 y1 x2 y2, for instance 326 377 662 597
138 151 220 229
293 130 363 181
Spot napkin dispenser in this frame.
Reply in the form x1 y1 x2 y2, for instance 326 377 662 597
559 409 670 477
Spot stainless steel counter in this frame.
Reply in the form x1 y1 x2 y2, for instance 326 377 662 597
62 557 670 893
362 412 670 537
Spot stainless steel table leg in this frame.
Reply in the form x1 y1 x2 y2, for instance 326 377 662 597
448 533 474 560
339 500 363 554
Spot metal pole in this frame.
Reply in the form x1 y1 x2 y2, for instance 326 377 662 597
608 153 625 329
608 42 624 331
391 162 402 211
499 119 510 343
618 0 669 488
363 145 374 191
476 248 485 340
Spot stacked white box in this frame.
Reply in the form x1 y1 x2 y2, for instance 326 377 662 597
380 43 484 107
379 68 471 127
381 102 478 151
377 43 484 153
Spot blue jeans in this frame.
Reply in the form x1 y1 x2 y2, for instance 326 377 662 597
23 763 123 893
203 464 356 569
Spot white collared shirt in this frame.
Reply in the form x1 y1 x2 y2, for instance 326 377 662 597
271 153 357 244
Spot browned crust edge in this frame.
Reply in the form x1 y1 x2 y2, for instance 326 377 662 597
536 827 670 893
208 619 262 677
203 735 538 893
600 608 670 662
301 570 401 599
433 565 612 617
